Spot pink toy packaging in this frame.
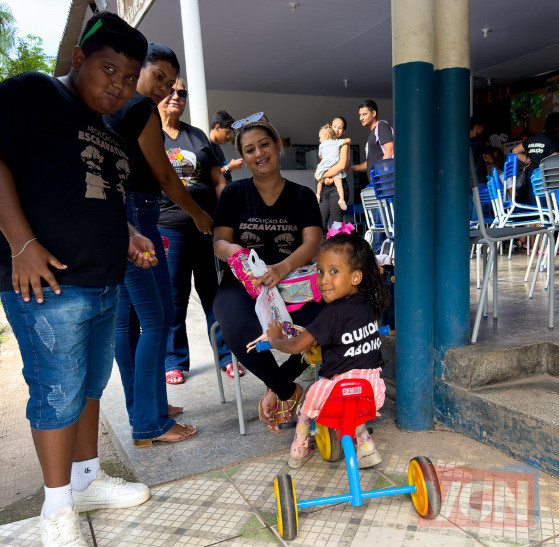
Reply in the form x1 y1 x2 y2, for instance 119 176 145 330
227 248 261 298
277 263 322 311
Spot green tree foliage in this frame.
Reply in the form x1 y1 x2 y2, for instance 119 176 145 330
0 3 17 65
511 92 545 133
0 4 54 81
1 34 54 79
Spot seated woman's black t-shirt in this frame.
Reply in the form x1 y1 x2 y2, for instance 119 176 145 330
0 72 130 291
213 178 322 283
104 93 162 197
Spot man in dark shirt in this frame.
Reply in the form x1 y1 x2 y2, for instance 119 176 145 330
348 99 394 253
209 110 243 183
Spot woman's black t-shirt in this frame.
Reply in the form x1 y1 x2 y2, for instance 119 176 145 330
306 293 384 378
157 122 219 231
0 72 130 291
213 178 322 283
104 93 161 197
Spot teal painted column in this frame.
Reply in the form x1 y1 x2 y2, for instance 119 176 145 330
392 0 435 431
433 0 470 361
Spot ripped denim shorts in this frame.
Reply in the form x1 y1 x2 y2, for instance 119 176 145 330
1 285 118 430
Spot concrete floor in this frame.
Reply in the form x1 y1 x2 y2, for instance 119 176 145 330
1 251 559 545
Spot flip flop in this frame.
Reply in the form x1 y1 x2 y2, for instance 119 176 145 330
224 363 245 378
133 422 197 447
166 370 184 384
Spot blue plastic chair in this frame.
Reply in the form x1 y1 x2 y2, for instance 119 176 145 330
368 158 395 256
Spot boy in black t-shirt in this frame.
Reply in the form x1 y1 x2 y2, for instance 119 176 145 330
0 13 155 544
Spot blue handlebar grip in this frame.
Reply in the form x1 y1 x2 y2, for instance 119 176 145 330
379 325 390 336
255 340 272 352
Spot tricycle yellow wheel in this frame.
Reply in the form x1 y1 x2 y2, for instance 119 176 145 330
408 456 442 519
315 423 342 462
274 474 298 540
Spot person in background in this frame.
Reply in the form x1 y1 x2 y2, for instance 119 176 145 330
0 12 152 544
316 116 351 233
348 100 393 253
158 79 242 382
512 112 559 205
105 43 212 446
209 110 244 183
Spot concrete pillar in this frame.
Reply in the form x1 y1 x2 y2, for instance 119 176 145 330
179 0 209 135
392 0 435 431
433 0 471 357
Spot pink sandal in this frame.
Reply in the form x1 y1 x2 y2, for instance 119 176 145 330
166 370 185 384
224 363 245 378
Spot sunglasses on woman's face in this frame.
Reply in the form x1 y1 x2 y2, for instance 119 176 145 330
231 112 268 132
169 89 188 100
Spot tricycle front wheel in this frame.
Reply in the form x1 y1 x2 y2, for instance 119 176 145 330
408 456 442 519
315 423 343 462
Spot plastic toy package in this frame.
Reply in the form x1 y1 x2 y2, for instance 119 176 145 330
227 248 261 299
277 262 322 311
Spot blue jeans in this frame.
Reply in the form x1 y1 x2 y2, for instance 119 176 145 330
1 285 118 431
158 225 231 372
114 193 174 440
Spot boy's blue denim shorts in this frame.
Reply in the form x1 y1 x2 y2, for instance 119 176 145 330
1 285 119 431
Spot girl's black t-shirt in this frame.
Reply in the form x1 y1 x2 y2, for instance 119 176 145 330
0 72 130 291
214 178 322 282
104 93 162 197
306 293 384 378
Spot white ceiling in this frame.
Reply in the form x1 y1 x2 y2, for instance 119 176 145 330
131 0 559 98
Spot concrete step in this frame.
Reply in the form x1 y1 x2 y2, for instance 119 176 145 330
436 374 559 476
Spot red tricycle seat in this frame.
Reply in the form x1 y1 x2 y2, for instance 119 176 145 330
315 379 377 439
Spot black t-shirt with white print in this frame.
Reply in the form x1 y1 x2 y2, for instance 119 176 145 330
157 122 220 231
306 293 384 378
523 132 558 168
0 72 130 291
213 178 322 283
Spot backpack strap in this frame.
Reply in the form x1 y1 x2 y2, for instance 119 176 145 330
374 120 394 158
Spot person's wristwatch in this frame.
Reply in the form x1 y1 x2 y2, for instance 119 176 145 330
223 164 230 173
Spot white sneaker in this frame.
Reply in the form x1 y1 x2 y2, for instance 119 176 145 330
40 505 87 546
72 469 150 512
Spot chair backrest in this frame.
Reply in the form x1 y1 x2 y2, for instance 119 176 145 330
369 158 395 200
540 154 559 191
504 153 517 193
531 168 546 198
316 379 376 439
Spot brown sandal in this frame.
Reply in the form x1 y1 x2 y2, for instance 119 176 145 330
258 387 277 426
274 384 304 431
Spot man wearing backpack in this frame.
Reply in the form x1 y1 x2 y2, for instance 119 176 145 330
348 99 394 253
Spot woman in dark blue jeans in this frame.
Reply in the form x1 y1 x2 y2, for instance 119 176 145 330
106 44 213 446
157 78 236 383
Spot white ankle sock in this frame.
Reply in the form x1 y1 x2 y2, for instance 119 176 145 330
71 457 100 493
43 484 73 517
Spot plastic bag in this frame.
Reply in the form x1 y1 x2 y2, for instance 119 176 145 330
248 250 292 332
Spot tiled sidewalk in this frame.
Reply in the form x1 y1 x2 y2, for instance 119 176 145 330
2 422 558 546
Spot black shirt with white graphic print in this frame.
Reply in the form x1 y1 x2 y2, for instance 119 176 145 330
104 92 161 197
306 293 384 378
0 72 130 291
214 177 322 284
523 132 558 168
366 121 393 184
157 122 220 231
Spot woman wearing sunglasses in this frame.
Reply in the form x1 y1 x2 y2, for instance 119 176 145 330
157 78 238 385
105 43 212 446
213 119 326 432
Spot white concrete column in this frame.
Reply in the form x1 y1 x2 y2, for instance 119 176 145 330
179 0 209 135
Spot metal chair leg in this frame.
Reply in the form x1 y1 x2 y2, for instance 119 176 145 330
472 242 494 344
529 237 547 299
548 232 555 330
493 246 498 320
232 355 246 436
210 321 225 403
